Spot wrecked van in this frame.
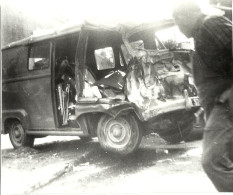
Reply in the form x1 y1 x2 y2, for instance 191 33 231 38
2 20 201 155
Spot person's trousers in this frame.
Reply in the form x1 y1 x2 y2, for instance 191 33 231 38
201 103 233 192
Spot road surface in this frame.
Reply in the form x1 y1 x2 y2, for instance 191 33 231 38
1 133 216 194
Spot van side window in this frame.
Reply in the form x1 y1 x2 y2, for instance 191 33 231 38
28 44 50 70
94 47 115 70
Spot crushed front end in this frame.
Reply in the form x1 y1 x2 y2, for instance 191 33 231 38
121 21 200 122
125 49 200 121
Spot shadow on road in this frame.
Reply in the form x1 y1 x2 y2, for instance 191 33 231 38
2 136 203 194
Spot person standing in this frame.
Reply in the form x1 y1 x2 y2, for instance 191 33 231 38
172 0 233 192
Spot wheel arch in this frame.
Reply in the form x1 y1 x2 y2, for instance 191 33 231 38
74 103 144 136
2 109 29 134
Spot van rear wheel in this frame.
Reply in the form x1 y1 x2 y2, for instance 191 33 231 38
97 114 142 155
9 121 34 148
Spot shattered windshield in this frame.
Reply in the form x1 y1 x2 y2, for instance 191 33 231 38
127 28 166 51
120 31 168 65
121 24 172 63
121 23 194 64
129 32 166 50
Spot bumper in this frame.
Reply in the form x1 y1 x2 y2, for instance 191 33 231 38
72 93 200 122
141 96 200 121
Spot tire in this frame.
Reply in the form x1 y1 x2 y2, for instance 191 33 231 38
97 114 142 155
158 113 194 144
9 120 35 148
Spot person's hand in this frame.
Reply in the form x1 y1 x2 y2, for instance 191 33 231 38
218 87 233 103
218 86 233 116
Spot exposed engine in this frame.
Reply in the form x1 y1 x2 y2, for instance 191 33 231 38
125 49 197 110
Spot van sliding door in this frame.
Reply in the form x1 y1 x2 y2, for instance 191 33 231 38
26 42 56 130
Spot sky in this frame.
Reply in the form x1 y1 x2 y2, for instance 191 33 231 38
3 0 216 26
2 0 224 46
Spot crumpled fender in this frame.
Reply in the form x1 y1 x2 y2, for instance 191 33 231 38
74 101 144 120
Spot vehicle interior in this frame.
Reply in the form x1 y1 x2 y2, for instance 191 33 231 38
54 30 129 126
81 30 128 100
85 30 127 80
54 33 79 126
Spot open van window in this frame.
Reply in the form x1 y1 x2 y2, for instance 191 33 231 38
28 43 50 70
95 47 115 70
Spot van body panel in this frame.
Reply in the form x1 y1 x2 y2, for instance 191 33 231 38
75 101 140 119
2 43 56 131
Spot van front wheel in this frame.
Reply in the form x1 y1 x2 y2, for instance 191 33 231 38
97 114 142 155
9 121 34 148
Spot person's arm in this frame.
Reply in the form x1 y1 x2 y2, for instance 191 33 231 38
203 16 232 52
204 16 233 105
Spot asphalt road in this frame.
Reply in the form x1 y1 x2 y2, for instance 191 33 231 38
1 134 217 194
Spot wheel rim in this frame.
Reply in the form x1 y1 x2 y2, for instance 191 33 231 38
103 118 132 149
11 123 24 145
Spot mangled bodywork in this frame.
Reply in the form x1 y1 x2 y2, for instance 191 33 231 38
75 20 200 122
124 47 198 121
122 22 199 120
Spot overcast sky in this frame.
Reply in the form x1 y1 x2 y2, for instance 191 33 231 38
2 0 224 46
2 0 214 25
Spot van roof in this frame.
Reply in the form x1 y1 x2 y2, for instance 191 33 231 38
2 19 173 50
2 23 83 50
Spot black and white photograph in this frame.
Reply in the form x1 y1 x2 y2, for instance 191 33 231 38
1 0 233 194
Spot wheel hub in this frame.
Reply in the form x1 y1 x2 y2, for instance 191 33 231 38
14 129 21 138
12 124 23 143
112 125 122 137
104 118 131 148
97 114 142 154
